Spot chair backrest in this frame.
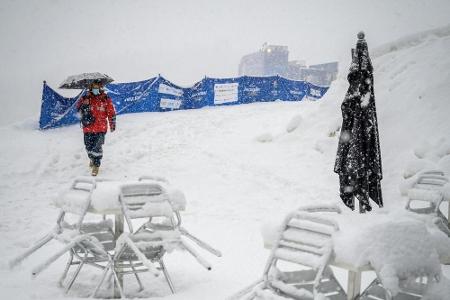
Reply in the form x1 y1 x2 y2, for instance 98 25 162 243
119 182 175 232
263 207 340 295
406 171 449 212
57 177 97 231
138 175 170 184
297 203 342 214
138 175 185 227
414 171 448 190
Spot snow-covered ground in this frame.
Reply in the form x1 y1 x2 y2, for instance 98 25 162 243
1 28 450 299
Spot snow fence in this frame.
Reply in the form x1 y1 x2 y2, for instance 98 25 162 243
39 75 329 129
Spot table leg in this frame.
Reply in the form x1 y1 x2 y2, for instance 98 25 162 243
447 203 450 229
347 270 362 300
114 214 124 298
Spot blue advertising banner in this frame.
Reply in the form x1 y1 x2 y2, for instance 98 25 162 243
306 82 329 100
39 75 329 129
241 76 280 104
105 77 157 115
39 82 84 129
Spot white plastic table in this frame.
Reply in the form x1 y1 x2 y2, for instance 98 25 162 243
330 216 450 300
263 211 450 300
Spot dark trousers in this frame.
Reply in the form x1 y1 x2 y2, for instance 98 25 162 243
84 132 105 167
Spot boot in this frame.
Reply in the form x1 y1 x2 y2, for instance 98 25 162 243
89 160 94 168
91 166 99 176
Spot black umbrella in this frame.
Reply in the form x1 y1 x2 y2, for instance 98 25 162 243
334 32 383 213
59 72 114 89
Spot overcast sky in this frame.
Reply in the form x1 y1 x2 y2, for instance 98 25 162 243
1 0 449 126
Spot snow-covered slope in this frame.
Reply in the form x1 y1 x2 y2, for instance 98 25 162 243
0 27 449 299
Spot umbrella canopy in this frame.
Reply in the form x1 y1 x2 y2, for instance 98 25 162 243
59 72 114 89
334 32 383 213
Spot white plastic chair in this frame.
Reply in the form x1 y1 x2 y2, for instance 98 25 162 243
405 170 449 235
92 182 216 297
9 177 115 294
231 205 345 300
138 175 222 257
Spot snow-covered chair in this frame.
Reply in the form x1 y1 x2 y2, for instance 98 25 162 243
9 177 115 294
92 182 217 297
139 175 222 257
405 170 450 234
231 205 345 300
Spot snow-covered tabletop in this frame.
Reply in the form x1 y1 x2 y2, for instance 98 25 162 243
54 178 187 215
263 210 450 265
262 209 450 296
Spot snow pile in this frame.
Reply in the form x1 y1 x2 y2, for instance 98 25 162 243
256 133 274 143
54 188 91 215
333 211 450 264
352 220 441 296
89 180 123 212
285 115 303 133
255 113 304 143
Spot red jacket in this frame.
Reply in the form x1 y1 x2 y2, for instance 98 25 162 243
76 92 116 133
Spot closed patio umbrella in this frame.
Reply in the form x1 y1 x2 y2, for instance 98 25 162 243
334 32 383 213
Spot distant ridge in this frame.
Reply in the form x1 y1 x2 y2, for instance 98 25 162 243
372 24 450 57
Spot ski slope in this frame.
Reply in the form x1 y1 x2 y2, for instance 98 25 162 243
0 28 450 299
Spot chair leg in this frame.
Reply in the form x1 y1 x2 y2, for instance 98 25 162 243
180 239 212 270
243 290 257 300
91 262 113 298
106 269 114 289
9 234 54 268
65 260 85 294
111 268 124 298
129 260 144 291
228 278 264 300
159 259 175 293
59 252 74 287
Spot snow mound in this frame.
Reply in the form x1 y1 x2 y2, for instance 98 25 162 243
256 133 274 143
353 220 441 296
285 115 303 133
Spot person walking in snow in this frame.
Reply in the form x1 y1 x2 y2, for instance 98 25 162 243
76 81 116 176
